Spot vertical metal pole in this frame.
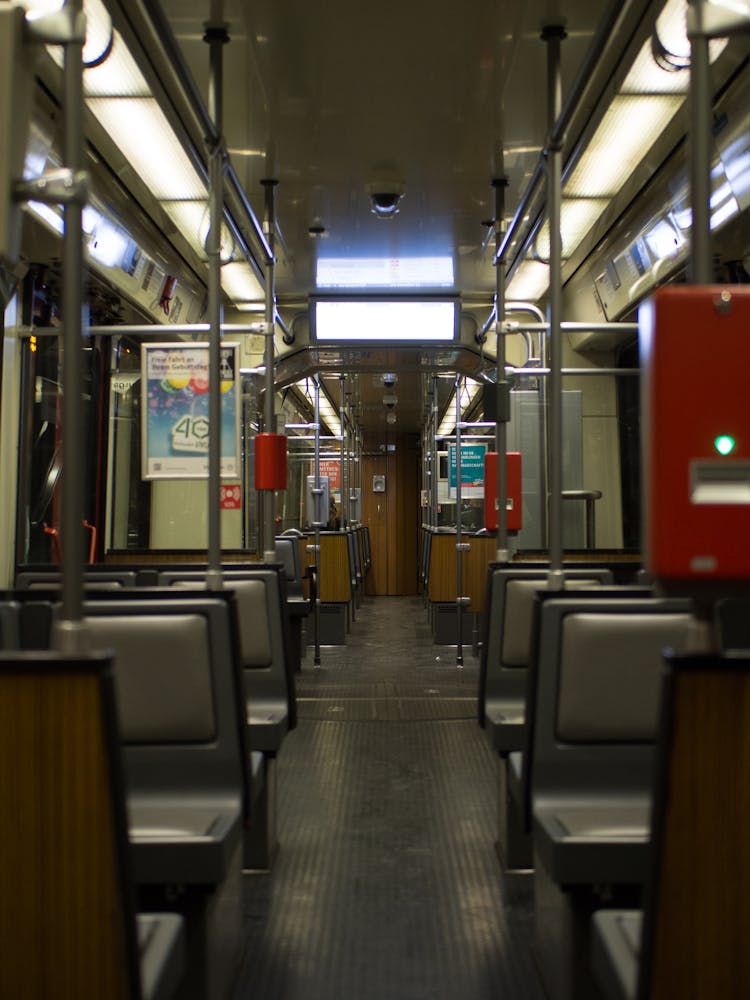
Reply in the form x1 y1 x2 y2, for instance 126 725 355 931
340 375 346 528
262 179 278 562
493 177 510 564
543 24 566 590
688 0 712 284
57 0 87 652
313 375 322 665
455 377 464 667
432 375 439 528
204 19 228 591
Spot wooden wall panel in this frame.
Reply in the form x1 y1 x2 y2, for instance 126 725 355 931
362 432 419 596
427 532 496 613
362 452 388 595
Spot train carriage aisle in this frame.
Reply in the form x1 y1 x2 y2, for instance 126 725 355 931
234 595 546 1000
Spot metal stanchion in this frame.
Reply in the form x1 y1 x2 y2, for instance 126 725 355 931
57 0 88 652
204 18 228 592
543 23 567 592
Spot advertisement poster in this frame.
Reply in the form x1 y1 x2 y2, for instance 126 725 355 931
448 441 486 498
141 342 240 479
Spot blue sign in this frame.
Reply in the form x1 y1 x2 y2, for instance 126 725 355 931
448 442 487 488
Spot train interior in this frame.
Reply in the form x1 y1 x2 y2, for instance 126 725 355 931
2 0 750 998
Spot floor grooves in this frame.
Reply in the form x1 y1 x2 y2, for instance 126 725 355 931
233 595 545 1000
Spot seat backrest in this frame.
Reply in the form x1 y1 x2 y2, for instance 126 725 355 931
158 567 296 729
274 536 303 596
0 651 141 999
346 531 359 586
530 597 692 810
638 654 750 1000
317 533 353 603
82 595 245 801
479 566 614 725
717 597 750 653
16 570 138 589
0 600 20 649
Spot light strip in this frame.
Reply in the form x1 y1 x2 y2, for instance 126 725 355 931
533 198 609 260
161 200 237 262
87 98 206 200
436 379 481 437
220 262 265 302
506 260 550 302
293 380 342 437
565 95 684 198
622 0 726 93
41 0 151 96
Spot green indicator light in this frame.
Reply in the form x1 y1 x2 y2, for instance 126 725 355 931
714 435 736 456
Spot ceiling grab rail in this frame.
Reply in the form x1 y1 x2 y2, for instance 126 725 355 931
109 0 273 273
495 0 650 276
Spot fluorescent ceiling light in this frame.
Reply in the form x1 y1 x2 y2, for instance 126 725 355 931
436 380 481 438
506 260 550 302
42 0 150 96
234 301 267 313
293 380 341 437
437 401 456 437
565 95 683 198
314 300 456 342
16 0 63 21
87 98 205 200
161 200 237 262
316 256 454 289
622 0 726 93
318 397 342 437
533 198 609 260
221 261 265 302
621 41 689 95
82 31 150 98
696 0 750 36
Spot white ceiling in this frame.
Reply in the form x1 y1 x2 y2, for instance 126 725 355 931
159 0 605 304
150 0 609 433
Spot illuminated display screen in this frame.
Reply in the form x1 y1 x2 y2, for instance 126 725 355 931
316 256 454 289
312 298 458 342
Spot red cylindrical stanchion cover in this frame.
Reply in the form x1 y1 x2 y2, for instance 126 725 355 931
255 433 288 490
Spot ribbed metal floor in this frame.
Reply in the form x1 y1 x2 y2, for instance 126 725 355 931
233 596 545 1000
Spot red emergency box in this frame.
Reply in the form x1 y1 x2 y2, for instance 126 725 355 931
484 452 522 532
640 286 750 584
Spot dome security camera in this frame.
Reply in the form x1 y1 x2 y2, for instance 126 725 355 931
366 181 405 219
383 393 397 409
382 373 397 389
